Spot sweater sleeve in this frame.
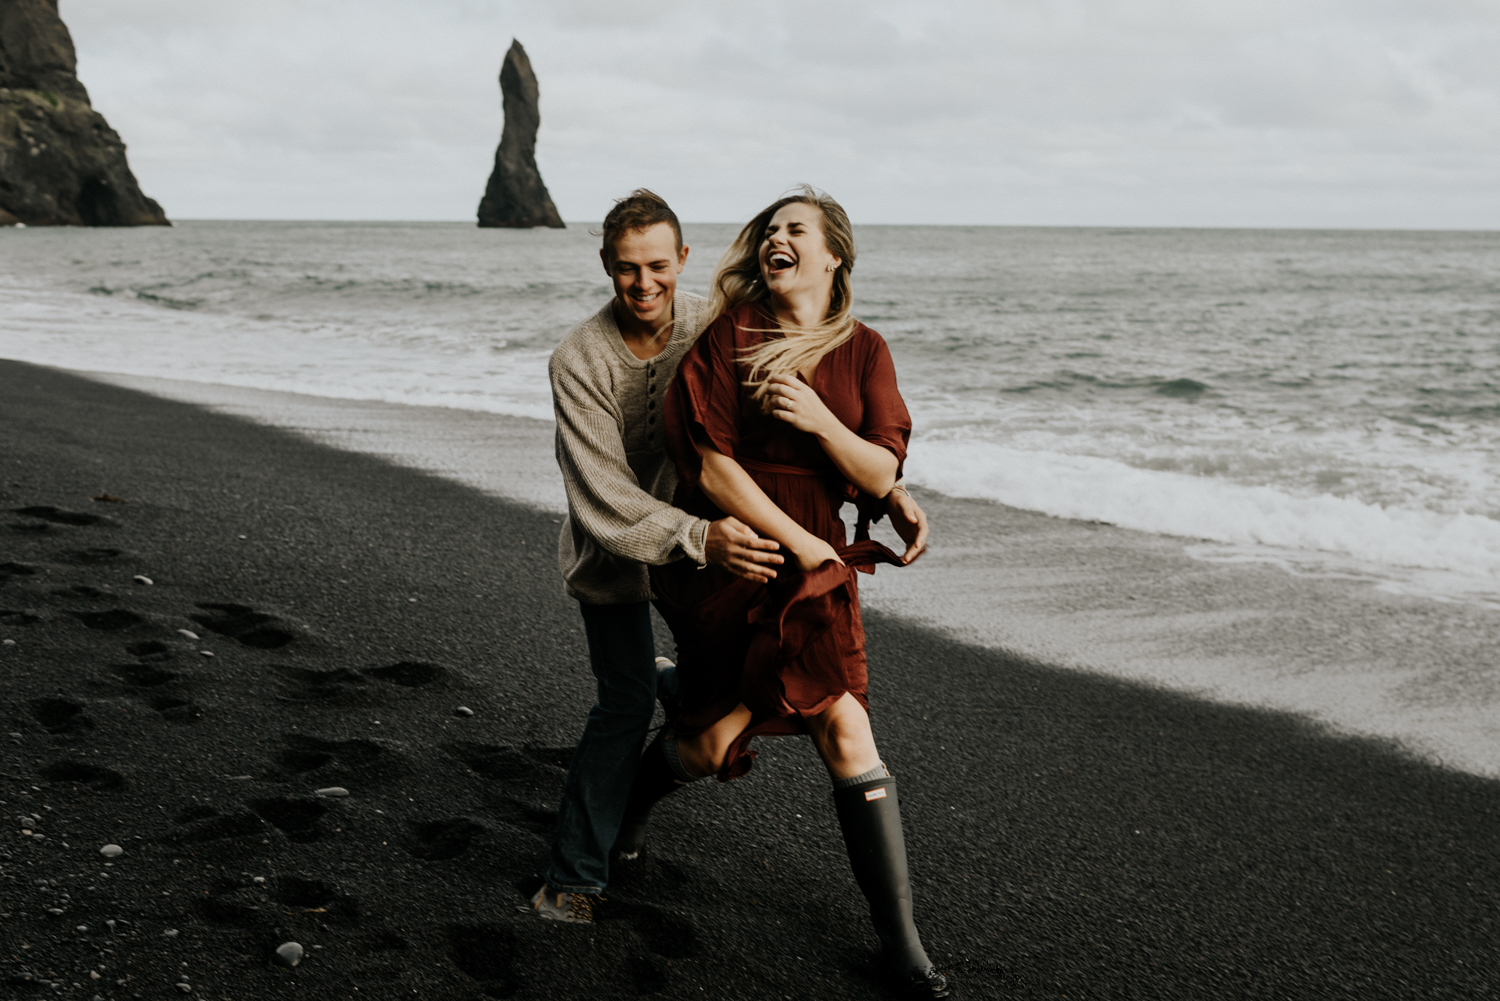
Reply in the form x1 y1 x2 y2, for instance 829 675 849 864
550 350 710 567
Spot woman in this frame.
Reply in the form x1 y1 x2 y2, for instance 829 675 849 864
617 186 950 999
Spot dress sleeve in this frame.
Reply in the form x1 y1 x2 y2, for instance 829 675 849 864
664 311 743 492
857 330 911 480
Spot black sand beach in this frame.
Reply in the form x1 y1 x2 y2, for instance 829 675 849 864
2 359 1498 1000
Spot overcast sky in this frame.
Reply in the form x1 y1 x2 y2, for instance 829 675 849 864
63 0 1500 227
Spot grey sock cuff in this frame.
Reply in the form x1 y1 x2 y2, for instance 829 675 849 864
831 763 891 789
661 732 700 784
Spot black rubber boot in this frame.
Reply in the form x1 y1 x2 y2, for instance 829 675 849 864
612 729 688 860
832 777 951 999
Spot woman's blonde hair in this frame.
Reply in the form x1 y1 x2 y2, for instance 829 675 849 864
709 185 857 400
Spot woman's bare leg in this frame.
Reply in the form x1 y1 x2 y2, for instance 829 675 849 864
805 691 883 779
675 702 754 778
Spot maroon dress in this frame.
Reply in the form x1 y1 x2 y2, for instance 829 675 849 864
651 303 911 780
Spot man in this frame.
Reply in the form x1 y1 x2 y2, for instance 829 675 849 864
532 189 928 922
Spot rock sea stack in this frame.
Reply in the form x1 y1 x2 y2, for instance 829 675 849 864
477 39 562 229
0 0 168 226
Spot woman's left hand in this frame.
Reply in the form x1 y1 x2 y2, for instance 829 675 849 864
766 374 839 438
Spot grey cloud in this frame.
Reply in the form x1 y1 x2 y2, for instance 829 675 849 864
58 0 1500 226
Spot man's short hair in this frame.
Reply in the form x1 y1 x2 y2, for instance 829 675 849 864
601 189 682 261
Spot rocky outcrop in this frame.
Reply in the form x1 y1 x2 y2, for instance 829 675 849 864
477 39 562 229
0 0 167 226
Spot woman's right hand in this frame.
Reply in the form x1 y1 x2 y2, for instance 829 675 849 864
792 534 843 572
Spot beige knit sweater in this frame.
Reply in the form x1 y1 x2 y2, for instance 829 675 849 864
549 291 715 604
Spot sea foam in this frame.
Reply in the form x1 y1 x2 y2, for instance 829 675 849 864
905 439 1500 581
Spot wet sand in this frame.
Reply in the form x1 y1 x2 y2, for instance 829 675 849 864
89 370 1500 779
3 360 1498 1000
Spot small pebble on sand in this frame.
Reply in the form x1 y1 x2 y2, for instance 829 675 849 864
46 908 64 916
132 575 153 586
164 928 179 938
100 844 123 858
274 942 304 968
177 629 199 640
199 651 214 658
76 925 88 932
105 920 116 932
315 787 349 798
176 983 192 993
2 639 14 646
253 876 265 883
455 706 474 717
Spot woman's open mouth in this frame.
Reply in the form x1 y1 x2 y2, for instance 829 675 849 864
767 252 796 274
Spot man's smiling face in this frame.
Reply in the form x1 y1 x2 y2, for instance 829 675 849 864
603 222 688 331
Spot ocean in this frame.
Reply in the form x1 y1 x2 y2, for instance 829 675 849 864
3 220 1499 605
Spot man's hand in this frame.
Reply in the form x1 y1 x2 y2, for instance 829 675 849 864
886 487 929 564
705 516 785 582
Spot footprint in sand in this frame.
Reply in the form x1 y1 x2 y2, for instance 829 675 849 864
405 818 486 861
201 874 358 930
443 743 572 834
112 640 205 720
38 760 125 790
12 505 119 528
610 901 703 960
446 924 520 998
111 662 179 687
271 875 360 925
362 660 448 687
56 584 109 598
190 602 298 649
159 795 336 847
627 953 671 994
57 547 128 565
200 878 270 929
146 695 202 723
10 506 120 536
126 639 172 662
263 733 409 785
246 796 331 843
272 660 452 702
66 608 145 631
353 930 411 975
29 697 94 734
273 666 369 702
0 561 38 581
166 808 265 845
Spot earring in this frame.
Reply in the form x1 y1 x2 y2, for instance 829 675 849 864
826 262 837 272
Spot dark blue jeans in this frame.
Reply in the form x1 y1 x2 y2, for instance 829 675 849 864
546 599 660 895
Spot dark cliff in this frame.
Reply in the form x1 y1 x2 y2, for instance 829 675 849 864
0 0 168 226
477 39 562 229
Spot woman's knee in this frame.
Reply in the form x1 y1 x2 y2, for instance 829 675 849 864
810 695 872 742
675 731 714 771
809 696 878 768
677 706 751 777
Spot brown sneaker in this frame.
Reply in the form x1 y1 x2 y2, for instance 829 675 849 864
528 884 599 924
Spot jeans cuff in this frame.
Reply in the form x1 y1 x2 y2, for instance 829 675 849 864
544 881 605 897
543 872 605 897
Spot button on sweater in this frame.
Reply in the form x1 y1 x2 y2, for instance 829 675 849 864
549 292 715 604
